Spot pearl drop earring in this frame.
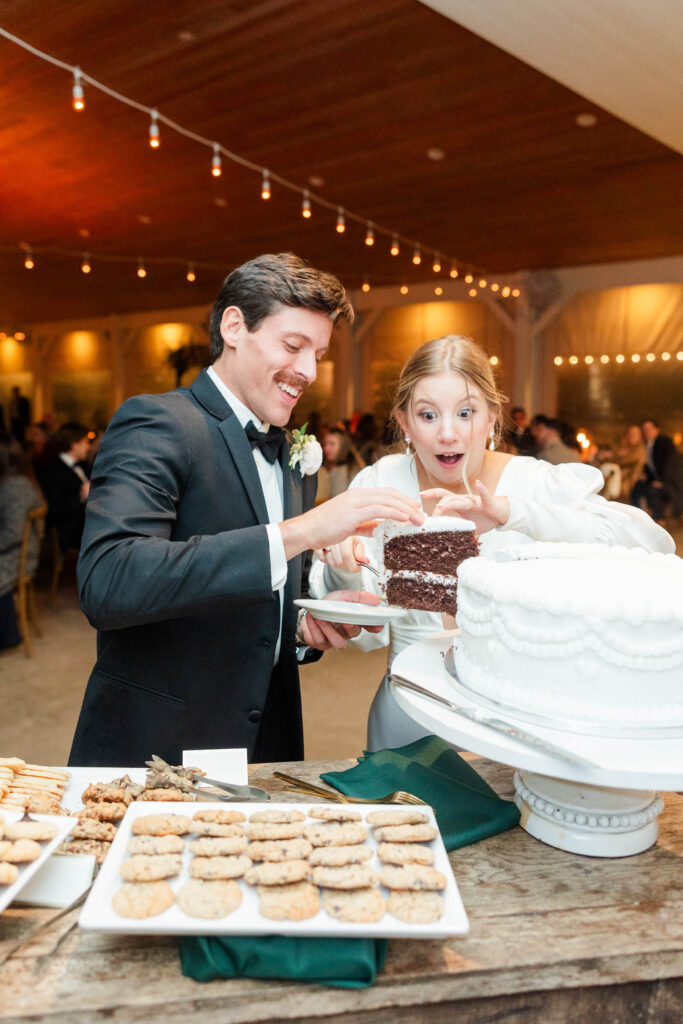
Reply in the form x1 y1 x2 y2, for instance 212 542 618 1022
488 430 496 451
405 436 411 454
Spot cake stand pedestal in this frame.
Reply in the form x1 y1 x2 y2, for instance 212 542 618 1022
391 633 683 858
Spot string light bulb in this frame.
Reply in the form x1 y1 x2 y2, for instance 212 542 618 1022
489 355 499 366
646 353 655 362
149 109 160 148
434 286 443 296
585 355 593 364
677 352 683 360
302 190 312 218
261 169 271 200
616 354 625 363
601 355 610 363
468 287 477 297
390 235 400 256
72 67 85 111
569 355 579 364
412 246 421 266
137 258 147 278
23 248 34 270
432 255 441 273
186 263 196 282
449 264 458 279
81 253 91 274
464 273 473 284
490 282 499 292
211 143 222 177
662 352 671 361
336 208 346 233
15 332 26 341
361 278 370 293
400 284 409 295
631 353 641 362
512 288 521 298
479 278 487 289
501 286 511 298
365 223 374 246
554 356 563 366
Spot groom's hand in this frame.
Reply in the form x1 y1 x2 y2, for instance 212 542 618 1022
300 589 384 651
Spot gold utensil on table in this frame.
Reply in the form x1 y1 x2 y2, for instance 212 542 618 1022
272 771 426 805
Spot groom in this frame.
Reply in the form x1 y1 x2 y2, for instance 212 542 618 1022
69 253 422 767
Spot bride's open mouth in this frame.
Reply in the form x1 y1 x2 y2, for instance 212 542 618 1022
436 453 464 466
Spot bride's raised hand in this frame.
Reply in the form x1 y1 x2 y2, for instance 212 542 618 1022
314 537 367 573
420 480 510 534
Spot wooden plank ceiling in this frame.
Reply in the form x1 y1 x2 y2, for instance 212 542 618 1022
0 0 681 325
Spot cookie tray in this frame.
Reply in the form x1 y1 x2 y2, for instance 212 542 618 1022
0 813 76 915
78 801 470 938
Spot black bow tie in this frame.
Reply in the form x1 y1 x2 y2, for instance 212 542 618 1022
244 420 286 464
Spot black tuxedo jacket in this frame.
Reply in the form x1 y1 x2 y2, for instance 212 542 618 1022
43 457 89 552
68 371 318 767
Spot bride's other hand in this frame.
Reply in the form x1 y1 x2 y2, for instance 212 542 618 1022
420 480 510 534
314 537 367 573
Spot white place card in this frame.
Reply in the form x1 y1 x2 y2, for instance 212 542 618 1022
182 748 248 785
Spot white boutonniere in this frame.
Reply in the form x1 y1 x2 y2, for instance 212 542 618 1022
289 423 323 476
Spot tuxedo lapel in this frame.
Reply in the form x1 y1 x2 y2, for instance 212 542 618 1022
282 442 303 631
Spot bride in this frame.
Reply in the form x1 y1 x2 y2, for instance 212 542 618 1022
308 334 674 751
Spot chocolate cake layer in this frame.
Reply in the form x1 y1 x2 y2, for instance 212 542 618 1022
386 572 458 615
384 530 478 574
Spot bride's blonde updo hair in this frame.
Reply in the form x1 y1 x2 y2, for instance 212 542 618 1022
391 334 508 491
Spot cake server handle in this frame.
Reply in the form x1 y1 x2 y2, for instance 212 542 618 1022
389 673 600 769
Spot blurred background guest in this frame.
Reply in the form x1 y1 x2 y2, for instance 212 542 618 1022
632 418 683 524
616 424 647 502
27 420 59 495
0 439 43 650
43 422 92 553
9 386 31 446
316 425 365 503
530 414 581 464
353 412 384 466
507 406 536 455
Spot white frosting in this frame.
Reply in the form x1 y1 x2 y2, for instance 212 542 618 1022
451 543 683 731
375 516 476 543
387 570 458 586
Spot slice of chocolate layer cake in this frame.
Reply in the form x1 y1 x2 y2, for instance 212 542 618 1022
376 516 478 614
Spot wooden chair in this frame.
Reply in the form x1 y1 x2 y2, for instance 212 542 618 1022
49 525 66 600
15 505 47 658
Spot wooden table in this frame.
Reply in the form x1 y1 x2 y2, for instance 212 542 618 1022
1 756 681 1023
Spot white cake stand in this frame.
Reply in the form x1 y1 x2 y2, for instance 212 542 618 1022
391 633 683 858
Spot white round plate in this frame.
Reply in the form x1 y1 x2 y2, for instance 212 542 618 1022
294 598 407 626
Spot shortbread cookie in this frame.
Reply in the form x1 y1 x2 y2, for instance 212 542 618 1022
57 838 112 864
192 809 246 824
308 844 373 867
249 808 305 824
303 822 368 847
0 839 42 863
387 890 444 923
244 859 310 886
321 887 386 923
24 794 65 815
0 862 19 885
0 757 25 769
376 842 434 866
192 821 244 838
244 822 304 841
257 881 320 921
177 878 242 919
366 809 429 827
112 881 175 918
79 801 128 822
188 836 248 857
72 818 118 842
81 784 133 805
378 864 447 891
306 806 362 822
127 834 185 856
247 838 313 862
4 821 58 842
189 854 251 880
132 814 192 836
373 823 437 843
310 865 378 890
119 854 182 882
139 788 195 802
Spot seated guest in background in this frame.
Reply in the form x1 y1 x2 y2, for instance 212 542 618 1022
0 440 44 650
616 424 646 502
311 334 674 752
530 415 581 464
44 422 91 553
27 420 59 495
9 386 31 447
507 406 536 455
316 425 365 502
632 418 683 524
354 412 384 466
69 252 421 768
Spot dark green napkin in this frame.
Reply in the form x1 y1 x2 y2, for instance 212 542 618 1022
321 735 520 850
179 934 386 987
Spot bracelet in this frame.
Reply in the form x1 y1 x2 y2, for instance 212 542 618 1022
294 608 308 646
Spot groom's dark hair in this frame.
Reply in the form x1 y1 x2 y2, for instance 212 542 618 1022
209 252 353 360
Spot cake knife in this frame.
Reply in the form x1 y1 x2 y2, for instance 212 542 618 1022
389 673 600 768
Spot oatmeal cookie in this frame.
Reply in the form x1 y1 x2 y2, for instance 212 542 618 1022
387 890 444 923
139 788 195 802
365 809 429 827
248 808 305 824
0 839 42 862
189 854 251 880
81 784 133 805
188 836 248 857
257 881 320 921
244 859 310 886
306 806 362 822
243 822 303 841
177 878 242 919
131 813 192 836
127 834 185 856
303 822 368 847
192 821 244 838
57 838 112 864
373 823 437 844
310 865 378 890
112 881 175 918
79 801 128 822
119 854 182 882
376 842 434 866
320 887 386 923
0 862 19 885
247 838 313 862
4 821 57 842
192 809 246 824
378 864 447 891
71 818 118 842
307 844 373 867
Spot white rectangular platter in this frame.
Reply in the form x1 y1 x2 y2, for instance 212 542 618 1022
0 812 75 915
79 801 469 939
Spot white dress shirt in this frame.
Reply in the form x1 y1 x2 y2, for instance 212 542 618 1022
59 452 89 487
207 366 288 662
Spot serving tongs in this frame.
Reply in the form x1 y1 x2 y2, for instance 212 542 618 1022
145 756 270 801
